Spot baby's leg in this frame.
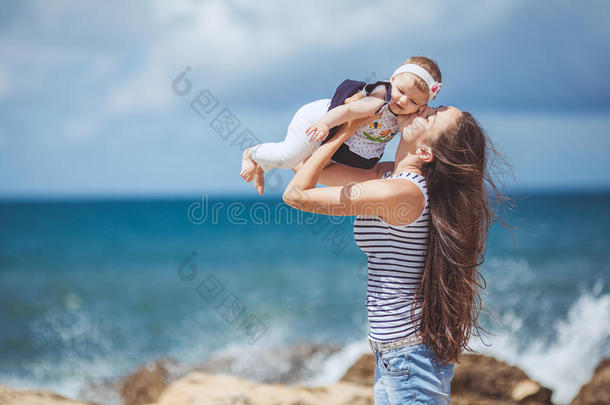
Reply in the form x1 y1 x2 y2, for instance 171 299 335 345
252 164 265 195
252 99 331 172
240 147 258 182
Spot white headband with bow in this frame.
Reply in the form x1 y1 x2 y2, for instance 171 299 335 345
391 63 442 102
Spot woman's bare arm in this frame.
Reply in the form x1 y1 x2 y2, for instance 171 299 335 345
292 160 395 186
293 88 394 186
283 119 424 226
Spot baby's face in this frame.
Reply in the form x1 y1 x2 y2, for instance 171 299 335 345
389 73 428 116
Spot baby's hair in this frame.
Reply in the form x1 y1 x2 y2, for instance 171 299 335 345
401 56 442 94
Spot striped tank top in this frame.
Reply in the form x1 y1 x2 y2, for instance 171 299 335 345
353 170 429 342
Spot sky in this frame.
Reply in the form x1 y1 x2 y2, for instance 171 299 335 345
1 0 609 197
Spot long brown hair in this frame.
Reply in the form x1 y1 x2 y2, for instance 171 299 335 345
414 111 509 364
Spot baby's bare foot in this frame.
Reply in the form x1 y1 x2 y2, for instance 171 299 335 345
240 148 257 182
252 165 265 195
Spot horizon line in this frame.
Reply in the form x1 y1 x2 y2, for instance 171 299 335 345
1 186 610 202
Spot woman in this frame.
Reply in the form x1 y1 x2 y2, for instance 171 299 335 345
282 105 503 404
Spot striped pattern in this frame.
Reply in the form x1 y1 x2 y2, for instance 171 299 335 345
354 171 429 342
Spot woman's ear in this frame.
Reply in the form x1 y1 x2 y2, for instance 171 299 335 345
417 145 434 163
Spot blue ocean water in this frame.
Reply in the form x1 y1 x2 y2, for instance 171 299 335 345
0 194 608 403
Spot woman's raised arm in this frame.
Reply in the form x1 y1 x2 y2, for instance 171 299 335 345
314 160 394 186
282 118 424 226
291 87 393 187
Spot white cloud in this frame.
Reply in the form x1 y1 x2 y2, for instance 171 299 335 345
104 0 519 115
1 0 519 106
0 0 154 96
3 0 610 194
0 0 571 142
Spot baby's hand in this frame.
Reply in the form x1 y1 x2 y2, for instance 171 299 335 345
306 121 330 142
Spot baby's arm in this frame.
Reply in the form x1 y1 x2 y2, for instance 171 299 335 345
306 92 385 142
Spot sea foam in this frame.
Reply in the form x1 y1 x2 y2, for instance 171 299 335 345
303 286 609 404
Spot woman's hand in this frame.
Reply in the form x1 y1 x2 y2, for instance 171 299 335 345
344 92 365 104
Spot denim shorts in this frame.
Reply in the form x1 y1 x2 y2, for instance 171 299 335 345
372 342 455 404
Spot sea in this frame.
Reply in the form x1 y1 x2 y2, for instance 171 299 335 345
0 192 608 404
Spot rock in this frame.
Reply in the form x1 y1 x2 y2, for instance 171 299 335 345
340 353 375 386
451 354 553 403
570 357 610 405
340 352 553 404
149 372 374 405
120 358 176 405
0 384 99 405
0 348 577 405
512 379 545 400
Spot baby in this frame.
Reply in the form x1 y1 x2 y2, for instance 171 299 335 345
241 56 442 194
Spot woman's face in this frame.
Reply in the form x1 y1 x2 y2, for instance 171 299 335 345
399 105 462 144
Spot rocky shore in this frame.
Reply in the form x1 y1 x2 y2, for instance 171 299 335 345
0 344 607 405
